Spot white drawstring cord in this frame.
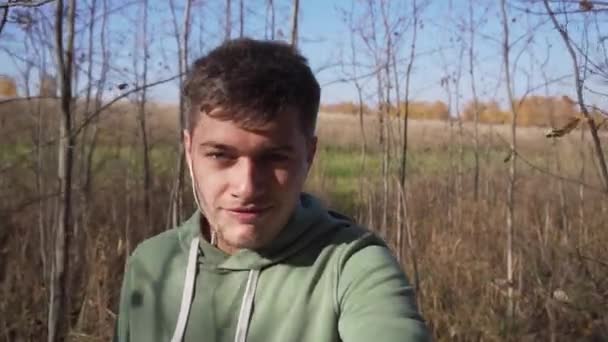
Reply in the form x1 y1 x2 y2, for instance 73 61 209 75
234 270 260 342
170 237 200 342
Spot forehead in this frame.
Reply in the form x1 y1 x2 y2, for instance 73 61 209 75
192 109 307 148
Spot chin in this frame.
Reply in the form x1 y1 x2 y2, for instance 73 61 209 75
224 225 266 248
226 236 265 251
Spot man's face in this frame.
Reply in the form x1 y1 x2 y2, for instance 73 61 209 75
184 108 316 254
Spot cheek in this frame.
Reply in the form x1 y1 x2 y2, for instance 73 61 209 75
193 165 226 203
273 169 291 187
273 163 306 188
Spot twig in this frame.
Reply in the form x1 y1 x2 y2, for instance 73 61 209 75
543 0 608 194
491 130 604 193
0 5 8 37
72 74 182 137
511 2 608 15
0 96 59 105
0 74 182 174
577 253 608 269
0 0 55 7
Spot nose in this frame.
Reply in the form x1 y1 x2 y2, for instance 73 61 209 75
231 157 265 201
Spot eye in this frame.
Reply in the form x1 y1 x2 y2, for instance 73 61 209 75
264 153 289 163
205 151 231 160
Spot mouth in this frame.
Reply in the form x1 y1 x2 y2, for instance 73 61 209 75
225 206 272 223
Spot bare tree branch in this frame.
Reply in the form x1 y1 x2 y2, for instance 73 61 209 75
0 95 58 104
0 5 8 37
0 0 54 7
0 74 182 176
543 0 608 193
513 0 608 14
490 129 605 193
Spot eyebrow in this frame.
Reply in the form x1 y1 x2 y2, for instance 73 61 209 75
198 141 295 153
266 145 295 153
198 142 235 150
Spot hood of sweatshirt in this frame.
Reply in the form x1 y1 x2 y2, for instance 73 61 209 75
168 193 350 342
175 192 346 271
115 192 430 342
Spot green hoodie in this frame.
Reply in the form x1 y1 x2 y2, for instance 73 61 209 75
114 194 430 342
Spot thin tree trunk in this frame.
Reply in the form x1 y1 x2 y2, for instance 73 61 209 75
225 0 231 41
396 177 402 259
124 145 133 272
579 127 586 244
37 80 48 285
397 177 421 312
556 150 568 238
501 0 517 324
80 0 97 195
170 0 192 228
381 101 388 238
238 0 244 37
269 0 275 40
290 0 299 48
401 0 420 310
468 0 480 201
373 73 388 238
441 67 455 230
345 4 368 223
83 0 96 116
399 0 418 187
139 0 151 232
380 1 393 241
48 0 76 340
83 0 109 213
72 0 99 328
355 84 367 221
453 44 465 211
360 0 384 237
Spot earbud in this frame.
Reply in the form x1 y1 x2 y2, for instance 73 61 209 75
187 156 217 245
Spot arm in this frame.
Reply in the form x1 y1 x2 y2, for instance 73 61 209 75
337 235 430 342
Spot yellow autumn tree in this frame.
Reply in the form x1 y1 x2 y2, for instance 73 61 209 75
0 75 17 98
515 95 577 127
462 100 510 124
390 100 449 120
320 101 371 115
462 96 581 127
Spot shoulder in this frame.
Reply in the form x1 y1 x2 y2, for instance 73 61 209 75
128 215 197 272
324 210 391 257
131 228 183 260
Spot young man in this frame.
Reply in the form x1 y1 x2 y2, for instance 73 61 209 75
114 38 430 342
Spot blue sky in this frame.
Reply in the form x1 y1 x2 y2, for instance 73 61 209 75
0 0 606 109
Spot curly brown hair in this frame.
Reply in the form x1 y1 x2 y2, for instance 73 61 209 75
183 38 320 137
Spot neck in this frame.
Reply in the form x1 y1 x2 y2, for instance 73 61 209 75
199 217 214 244
199 216 240 255
216 237 240 255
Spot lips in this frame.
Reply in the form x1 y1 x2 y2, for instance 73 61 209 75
225 206 272 223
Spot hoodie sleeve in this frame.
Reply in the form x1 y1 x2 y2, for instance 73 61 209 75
113 256 134 342
336 234 431 342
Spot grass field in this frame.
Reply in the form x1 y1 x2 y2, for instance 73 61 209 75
1 102 607 340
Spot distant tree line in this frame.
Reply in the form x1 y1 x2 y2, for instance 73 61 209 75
321 95 606 128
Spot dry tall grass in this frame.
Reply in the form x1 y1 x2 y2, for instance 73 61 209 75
1 101 607 340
